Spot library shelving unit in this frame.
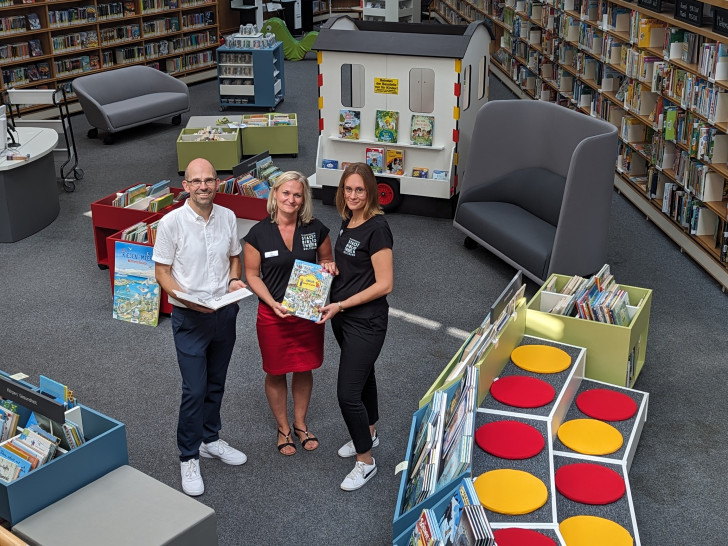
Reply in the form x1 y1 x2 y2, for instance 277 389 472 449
216 41 284 110
432 0 728 290
361 0 421 22
0 0 241 107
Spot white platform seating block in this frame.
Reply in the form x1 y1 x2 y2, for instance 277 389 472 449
12 466 217 546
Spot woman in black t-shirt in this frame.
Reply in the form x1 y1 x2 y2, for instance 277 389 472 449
318 163 393 491
244 171 334 456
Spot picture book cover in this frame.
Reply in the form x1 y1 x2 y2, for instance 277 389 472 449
385 149 404 175
412 167 429 178
339 109 360 140
410 114 434 146
26 13 40 30
281 260 333 322
366 147 384 174
28 39 43 57
113 241 161 327
375 110 399 143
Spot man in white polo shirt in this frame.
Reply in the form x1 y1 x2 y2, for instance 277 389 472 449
153 157 247 496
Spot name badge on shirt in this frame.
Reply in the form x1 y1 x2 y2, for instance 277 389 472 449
264 250 279 258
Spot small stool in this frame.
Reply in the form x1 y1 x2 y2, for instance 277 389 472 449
12 466 217 546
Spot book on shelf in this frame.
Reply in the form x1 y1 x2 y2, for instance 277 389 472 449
411 167 429 178
366 147 384 174
375 110 399 143
453 505 495 545
172 287 253 311
404 389 447 511
438 477 482 546
385 149 404 175
28 39 43 57
408 508 444 545
26 13 40 30
432 170 449 180
321 159 338 169
410 114 434 146
281 260 333 322
113 241 161 327
339 109 361 140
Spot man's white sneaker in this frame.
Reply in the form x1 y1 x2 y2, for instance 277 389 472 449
180 459 204 496
337 431 379 458
199 439 247 465
341 458 377 491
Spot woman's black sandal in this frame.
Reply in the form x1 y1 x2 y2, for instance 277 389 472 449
277 429 296 456
294 426 319 451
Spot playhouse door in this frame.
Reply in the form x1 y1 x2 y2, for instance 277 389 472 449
409 68 434 113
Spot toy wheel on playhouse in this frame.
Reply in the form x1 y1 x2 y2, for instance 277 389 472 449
376 178 402 212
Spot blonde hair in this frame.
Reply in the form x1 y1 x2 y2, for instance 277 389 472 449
335 162 383 220
267 171 314 225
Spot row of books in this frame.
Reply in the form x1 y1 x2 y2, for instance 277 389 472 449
408 478 494 545
0 39 42 62
97 1 136 19
241 113 295 127
404 367 477 514
339 109 434 147
544 264 633 325
120 219 160 244
112 179 170 208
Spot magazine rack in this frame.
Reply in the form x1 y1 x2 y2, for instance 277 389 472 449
0 372 128 525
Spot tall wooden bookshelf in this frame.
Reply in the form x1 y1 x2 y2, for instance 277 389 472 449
0 0 240 101
433 0 728 291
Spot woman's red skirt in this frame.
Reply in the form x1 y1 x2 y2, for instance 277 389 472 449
256 301 324 375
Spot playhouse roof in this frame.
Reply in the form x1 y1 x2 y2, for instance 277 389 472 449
313 17 492 59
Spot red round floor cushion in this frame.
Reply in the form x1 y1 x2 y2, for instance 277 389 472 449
576 389 638 421
475 420 545 459
490 375 556 408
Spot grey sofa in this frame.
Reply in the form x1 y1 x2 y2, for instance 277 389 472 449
72 65 190 144
453 100 618 284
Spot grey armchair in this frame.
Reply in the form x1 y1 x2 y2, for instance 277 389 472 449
453 100 618 284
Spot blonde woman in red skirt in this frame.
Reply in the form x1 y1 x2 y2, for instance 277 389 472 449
244 171 336 455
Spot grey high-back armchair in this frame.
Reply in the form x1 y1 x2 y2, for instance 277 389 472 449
453 100 618 284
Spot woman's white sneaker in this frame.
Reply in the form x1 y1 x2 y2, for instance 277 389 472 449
337 431 379 458
340 458 377 491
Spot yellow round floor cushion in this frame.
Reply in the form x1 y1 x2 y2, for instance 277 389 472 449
560 515 633 545
511 345 571 373
473 469 548 515
558 419 623 455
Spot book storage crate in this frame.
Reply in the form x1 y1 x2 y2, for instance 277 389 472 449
0 372 128 525
91 186 184 268
392 379 475 541
90 186 184 269
176 128 242 172
240 113 298 156
525 274 652 388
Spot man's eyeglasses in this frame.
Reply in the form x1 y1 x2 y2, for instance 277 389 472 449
185 177 217 187
344 186 366 196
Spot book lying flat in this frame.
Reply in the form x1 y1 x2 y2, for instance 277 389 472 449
173 288 253 310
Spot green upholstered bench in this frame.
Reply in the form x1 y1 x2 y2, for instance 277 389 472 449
12 466 217 546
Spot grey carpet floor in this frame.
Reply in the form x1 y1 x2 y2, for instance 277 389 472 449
0 55 727 544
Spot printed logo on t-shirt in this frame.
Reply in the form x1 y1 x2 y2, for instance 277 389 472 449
301 232 317 251
343 238 360 257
